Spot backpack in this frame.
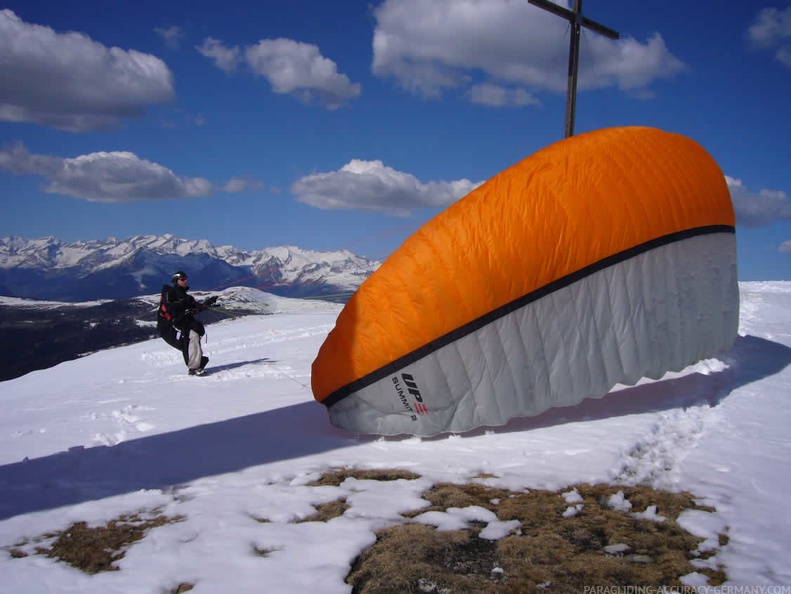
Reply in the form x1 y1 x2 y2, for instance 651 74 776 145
158 284 174 324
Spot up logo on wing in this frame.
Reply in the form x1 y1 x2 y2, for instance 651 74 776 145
401 373 429 416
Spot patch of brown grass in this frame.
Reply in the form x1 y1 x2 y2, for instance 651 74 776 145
6 508 184 574
402 482 516 519
307 468 421 487
349 524 507 594
8 546 28 559
249 468 418 525
295 498 350 523
253 545 278 557
347 482 728 593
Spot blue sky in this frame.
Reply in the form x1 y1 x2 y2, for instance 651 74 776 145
0 0 789 280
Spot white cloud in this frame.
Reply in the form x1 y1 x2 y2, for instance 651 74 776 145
196 37 241 73
155 25 184 50
0 143 220 202
777 45 791 67
747 6 791 46
291 159 482 215
596 33 684 93
468 83 540 107
245 39 361 109
726 175 791 227
223 177 264 192
747 6 791 68
198 37 361 108
0 10 175 131
779 240 791 253
372 0 684 100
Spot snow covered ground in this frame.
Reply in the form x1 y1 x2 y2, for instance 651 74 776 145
0 282 790 592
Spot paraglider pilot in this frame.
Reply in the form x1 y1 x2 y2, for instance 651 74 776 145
157 271 218 375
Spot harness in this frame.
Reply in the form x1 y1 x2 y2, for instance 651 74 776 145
158 285 175 322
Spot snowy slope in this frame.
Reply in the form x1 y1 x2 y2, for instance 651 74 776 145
0 282 789 591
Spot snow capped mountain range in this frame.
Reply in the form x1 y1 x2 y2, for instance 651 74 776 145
0 235 381 301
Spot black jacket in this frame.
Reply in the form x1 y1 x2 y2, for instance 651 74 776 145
162 284 206 332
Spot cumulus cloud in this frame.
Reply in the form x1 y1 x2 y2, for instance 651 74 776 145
291 159 482 216
223 177 264 192
372 0 685 100
0 10 175 131
0 143 258 202
469 83 540 107
746 6 791 67
727 175 791 227
246 39 362 108
197 37 360 108
155 25 184 50
196 37 241 73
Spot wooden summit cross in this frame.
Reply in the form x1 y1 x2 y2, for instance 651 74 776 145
528 0 619 138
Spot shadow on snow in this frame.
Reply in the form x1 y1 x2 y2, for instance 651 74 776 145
200 357 277 375
0 334 788 520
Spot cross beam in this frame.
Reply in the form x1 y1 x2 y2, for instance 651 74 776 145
529 0 619 138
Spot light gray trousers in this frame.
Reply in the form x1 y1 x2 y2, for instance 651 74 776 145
187 330 204 369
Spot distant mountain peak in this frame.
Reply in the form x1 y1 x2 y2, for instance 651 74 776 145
0 235 381 302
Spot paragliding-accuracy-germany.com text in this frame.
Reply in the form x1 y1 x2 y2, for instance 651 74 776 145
583 586 791 594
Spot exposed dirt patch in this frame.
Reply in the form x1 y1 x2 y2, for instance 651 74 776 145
347 481 727 593
306 468 422 487
6 508 184 574
295 498 351 523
